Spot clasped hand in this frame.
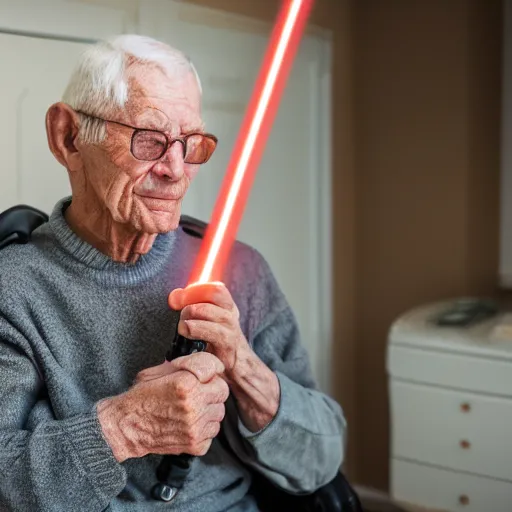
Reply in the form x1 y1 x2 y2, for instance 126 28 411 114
169 281 251 373
98 282 280 463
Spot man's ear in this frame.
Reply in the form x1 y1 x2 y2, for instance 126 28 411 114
45 102 82 172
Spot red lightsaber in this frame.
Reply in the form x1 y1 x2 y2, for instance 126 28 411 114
154 1 315 502
188 0 315 285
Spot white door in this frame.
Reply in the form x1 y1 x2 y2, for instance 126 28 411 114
139 2 333 391
0 33 88 214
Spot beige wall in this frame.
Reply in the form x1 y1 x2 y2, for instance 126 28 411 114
353 0 502 489
187 0 502 491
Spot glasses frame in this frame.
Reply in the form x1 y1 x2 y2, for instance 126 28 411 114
75 110 218 164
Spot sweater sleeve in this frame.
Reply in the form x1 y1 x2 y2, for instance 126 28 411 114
0 321 126 512
223 250 347 495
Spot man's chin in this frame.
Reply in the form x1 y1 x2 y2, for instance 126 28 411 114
124 197 183 234
133 208 181 234
149 209 181 232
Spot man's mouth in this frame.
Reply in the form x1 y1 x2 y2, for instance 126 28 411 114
137 191 182 201
133 174 188 210
136 194 182 212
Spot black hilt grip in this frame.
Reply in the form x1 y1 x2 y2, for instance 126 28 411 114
166 333 207 361
152 330 207 502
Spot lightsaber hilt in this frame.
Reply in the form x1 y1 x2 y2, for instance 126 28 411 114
151 328 207 502
166 333 207 361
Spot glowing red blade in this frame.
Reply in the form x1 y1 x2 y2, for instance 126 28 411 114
188 0 315 285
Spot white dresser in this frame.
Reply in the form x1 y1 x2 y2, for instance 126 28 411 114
387 299 512 512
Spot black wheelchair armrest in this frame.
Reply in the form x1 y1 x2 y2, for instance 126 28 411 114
308 472 364 512
0 205 48 250
250 470 363 512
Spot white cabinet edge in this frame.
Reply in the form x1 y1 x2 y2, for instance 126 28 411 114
388 300 512 361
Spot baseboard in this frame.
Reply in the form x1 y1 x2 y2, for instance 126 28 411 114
354 486 447 512
354 485 433 512
355 486 408 512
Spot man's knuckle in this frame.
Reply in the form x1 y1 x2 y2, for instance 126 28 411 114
137 431 153 451
220 329 231 344
135 369 148 382
180 401 195 419
199 351 215 364
189 304 203 317
197 352 220 371
210 422 221 438
187 324 199 339
185 429 201 448
216 403 226 422
220 379 229 397
220 309 232 323
188 445 199 456
168 358 182 371
180 305 191 319
173 382 188 399
172 374 195 398
214 358 226 375
197 440 211 456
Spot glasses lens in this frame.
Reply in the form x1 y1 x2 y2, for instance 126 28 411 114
132 130 167 160
184 134 217 164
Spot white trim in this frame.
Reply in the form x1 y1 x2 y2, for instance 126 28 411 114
0 0 126 42
15 88 29 204
318 35 334 394
307 38 322 388
301 33 334 392
499 272 512 289
500 0 512 288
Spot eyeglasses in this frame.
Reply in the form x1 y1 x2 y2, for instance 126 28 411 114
76 111 217 164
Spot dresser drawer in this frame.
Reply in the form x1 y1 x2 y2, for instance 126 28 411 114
391 459 512 512
390 380 512 481
387 344 512 395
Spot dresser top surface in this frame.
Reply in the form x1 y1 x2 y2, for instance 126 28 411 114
389 299 512 361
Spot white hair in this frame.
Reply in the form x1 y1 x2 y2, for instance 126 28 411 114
62 34 202 143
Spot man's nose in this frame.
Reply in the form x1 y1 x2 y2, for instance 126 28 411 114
151 141 185 180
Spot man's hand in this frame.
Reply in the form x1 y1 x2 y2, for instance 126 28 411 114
169 282 280 433
97 352 229 463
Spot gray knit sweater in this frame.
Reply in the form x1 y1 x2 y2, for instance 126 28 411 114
0 197 345 512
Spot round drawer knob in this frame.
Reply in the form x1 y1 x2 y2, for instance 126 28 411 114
459 494 470 505
460 402 471 412
460 439 471 449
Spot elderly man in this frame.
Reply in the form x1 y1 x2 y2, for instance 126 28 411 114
0 35 345 511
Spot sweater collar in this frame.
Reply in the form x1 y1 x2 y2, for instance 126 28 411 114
47 197 177 284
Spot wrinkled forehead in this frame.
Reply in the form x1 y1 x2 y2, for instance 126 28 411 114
122 63 203 132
